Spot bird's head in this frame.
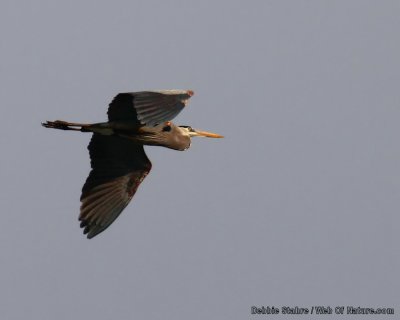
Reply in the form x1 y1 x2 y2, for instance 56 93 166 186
136 122 223 151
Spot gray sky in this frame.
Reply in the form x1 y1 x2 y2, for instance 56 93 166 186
1 1 399 319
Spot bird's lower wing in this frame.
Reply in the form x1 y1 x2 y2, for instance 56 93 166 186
79 134 151 239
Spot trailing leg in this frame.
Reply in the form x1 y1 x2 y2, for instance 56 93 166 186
41 120 91 132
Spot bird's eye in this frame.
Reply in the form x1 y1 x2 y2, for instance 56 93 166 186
162 125 171 132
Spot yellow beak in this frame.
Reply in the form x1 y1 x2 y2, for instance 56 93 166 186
192 129 224 138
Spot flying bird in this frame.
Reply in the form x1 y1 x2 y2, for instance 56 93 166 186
42 90 223 239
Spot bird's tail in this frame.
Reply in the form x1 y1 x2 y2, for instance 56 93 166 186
41 120 91 132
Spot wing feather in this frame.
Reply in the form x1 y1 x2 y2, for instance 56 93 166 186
107 90 192 127
79 134 151 239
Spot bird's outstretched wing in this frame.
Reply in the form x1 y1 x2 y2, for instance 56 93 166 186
107 90 192 127
79 134 152 239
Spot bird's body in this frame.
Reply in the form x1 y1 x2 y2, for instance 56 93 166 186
42 90 222 239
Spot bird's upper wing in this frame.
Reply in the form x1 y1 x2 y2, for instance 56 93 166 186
79 133 152 239
107 90 191 127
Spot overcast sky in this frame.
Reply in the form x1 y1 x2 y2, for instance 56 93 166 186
1 1 399 319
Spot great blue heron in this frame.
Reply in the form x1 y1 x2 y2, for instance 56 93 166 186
42 90 223 239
